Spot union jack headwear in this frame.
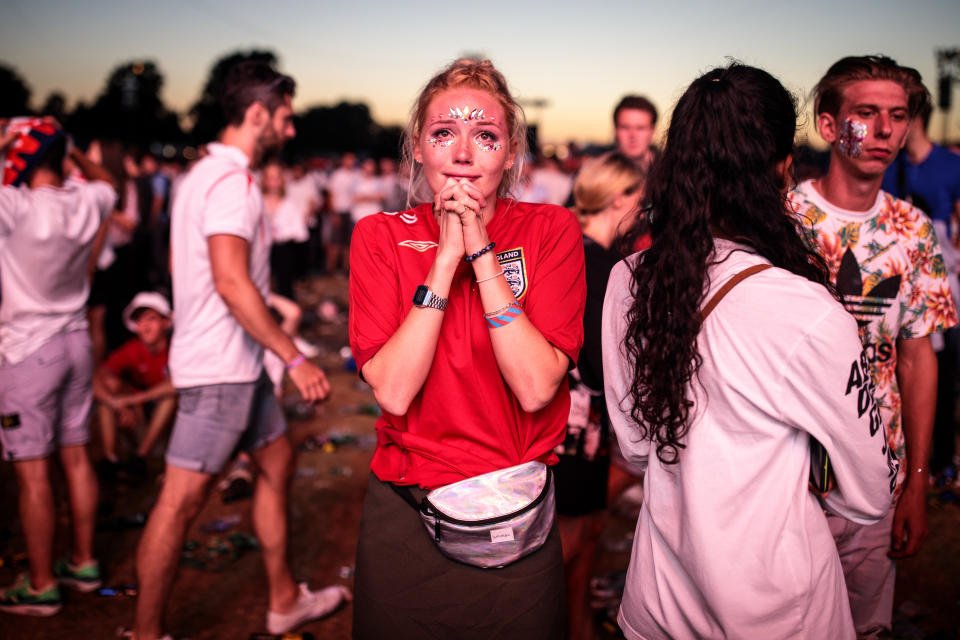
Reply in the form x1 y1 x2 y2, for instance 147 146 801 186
2 117 65 187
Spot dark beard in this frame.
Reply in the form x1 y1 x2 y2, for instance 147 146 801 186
257 125 284 158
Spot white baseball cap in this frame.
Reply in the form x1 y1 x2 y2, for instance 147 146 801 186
123 292 172 333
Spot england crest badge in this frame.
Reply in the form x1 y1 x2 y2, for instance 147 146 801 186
495 247 527 299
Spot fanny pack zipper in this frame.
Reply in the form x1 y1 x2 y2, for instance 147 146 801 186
420 468 552 528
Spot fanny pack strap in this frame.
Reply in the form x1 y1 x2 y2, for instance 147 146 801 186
388 481 425 512
700 263 772 320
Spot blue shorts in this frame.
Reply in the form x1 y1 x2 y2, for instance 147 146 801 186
165 371 286 474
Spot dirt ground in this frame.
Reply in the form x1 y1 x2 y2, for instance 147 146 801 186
1 274 958 639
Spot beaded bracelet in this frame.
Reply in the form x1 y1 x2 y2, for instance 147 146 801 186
476 269 505 284
285 353 307 371
465 241 495 262
485 301 523 328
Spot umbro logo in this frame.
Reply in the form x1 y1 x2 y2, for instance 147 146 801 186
398 240 438 252
836 248 901 328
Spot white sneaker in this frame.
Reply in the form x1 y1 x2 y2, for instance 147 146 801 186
266 583 351 634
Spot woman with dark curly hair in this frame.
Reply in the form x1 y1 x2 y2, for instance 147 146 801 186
601 63 894 639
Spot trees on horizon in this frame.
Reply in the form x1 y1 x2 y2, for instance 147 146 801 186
0 51 400 158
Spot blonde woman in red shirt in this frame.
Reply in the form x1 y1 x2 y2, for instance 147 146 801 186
349 58 585 639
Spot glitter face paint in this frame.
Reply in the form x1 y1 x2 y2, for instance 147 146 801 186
449 106 485 121
475 139 502 152
427 137 454 149
427 104 502 151
430 106 498 124
838 119 867 158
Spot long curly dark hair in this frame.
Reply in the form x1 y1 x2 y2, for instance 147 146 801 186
623 63 834 465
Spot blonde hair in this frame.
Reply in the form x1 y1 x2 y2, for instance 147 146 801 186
401 58 527 206
573 152 644 220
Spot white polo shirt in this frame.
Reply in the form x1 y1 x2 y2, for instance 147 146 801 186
169 143 271 387
0 179 116 365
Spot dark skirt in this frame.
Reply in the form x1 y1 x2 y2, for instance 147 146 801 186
353 474 567 640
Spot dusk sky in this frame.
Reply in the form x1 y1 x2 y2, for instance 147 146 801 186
2 0 958 145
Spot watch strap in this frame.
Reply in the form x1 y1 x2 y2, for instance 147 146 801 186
414 285 448 311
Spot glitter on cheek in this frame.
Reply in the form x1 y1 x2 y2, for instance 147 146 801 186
838 119 867 158
475 139 502 152
427 137 454 149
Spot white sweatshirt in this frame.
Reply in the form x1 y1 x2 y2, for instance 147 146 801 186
602 240 894 640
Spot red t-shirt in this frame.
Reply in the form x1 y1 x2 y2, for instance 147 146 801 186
103 338 169 389
349 199 586 489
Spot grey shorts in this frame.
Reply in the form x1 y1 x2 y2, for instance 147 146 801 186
165 371 286 474
0 330 94 462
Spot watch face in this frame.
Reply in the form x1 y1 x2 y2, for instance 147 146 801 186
413 285 429 305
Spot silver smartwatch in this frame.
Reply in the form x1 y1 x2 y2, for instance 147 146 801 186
413 284 448 311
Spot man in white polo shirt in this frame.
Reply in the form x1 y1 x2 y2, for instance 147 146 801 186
0 119 117 616
131 62 345 640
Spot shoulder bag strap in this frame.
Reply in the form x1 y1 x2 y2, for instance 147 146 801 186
700 264 772 321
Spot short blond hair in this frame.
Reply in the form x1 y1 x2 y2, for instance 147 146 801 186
573 152 644 220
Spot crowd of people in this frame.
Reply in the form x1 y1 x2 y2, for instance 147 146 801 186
0 51 958 640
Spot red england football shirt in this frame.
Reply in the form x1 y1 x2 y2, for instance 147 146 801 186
349 199 586 489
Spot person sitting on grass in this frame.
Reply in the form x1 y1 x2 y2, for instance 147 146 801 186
93 292 176 484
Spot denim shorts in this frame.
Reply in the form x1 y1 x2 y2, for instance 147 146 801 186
165 371 286 474
0 331 94 461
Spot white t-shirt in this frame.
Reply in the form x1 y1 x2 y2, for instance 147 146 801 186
350 173 383 223
0 179 116 364
531 167 573 206
268 196 310 244
327 166 357 213
169 143 271 387
602 241 893 640
97 180 139 270
286 174 320 211
274 174 318 243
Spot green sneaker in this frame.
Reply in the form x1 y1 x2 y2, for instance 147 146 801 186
54 558 102 592
0 574 62 616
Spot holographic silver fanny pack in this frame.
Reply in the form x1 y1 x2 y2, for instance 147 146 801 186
402 461 555 569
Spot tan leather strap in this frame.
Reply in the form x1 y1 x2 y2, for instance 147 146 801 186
700 264 772 321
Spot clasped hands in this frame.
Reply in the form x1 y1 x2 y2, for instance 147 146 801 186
433 177 491 262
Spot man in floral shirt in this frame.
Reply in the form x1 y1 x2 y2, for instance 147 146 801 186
790 55 958 638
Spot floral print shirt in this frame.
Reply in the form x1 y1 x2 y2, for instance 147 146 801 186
790 179 958 495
